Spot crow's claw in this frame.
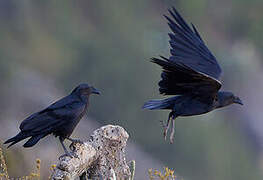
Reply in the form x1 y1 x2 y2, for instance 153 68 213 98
59 152 78 160
70 142 83 151
72 139 84 144
163 127 168 141
59 153 73 160
169 118 176 144
69 139 84 151
160 120 168 140
169 136 174 144
69 143 75 151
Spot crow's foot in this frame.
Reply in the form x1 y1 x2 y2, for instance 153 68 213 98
69 139 84 151
160 120 168 141
71 139 84 144
59 152 78 160
59 153 72 159
169 118 176 144
67 137 84 150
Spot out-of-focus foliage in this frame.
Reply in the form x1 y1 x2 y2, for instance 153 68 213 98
0 0 263 179
0 144 9 179
0 144 40 179
129 160 136 180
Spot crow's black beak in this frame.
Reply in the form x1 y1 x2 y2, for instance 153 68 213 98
234 96 243 105
91 87 100 95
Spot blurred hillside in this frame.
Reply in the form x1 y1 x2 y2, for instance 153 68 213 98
0 0 263 179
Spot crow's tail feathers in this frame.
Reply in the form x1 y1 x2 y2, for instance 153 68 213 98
143 96 178 110
4 132 30 148
4 132 48 148
23 134 46 148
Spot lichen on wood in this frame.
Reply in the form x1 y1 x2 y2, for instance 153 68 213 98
51 125 132 180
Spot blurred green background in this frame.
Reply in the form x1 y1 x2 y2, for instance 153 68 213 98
0 0 263 179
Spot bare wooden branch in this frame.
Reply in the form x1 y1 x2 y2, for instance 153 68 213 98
51 125 131 180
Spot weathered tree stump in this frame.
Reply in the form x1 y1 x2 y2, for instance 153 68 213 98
51 125 131 180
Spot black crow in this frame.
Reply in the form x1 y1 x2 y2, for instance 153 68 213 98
143 8 243 143
5 83 100 157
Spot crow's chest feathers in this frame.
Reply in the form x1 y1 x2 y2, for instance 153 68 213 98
174 96 214 116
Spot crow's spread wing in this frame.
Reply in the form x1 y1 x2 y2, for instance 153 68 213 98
153 8 222 100
152 57 221 101
166 7 222 79
19 95 85 133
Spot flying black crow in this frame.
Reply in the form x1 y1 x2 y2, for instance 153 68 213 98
5 83 100 157
143 7 243 143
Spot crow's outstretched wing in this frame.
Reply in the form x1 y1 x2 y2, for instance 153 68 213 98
154 8 222 100
152 57 221 101
166 7 222 79
19 95 85 133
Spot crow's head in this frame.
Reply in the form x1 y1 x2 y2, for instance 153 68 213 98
72 83 100 97
216 91 243 108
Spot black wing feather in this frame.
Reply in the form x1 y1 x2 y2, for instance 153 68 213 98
152 57 221 101
165 8 222 79
153 8 222 99
19 95 80 132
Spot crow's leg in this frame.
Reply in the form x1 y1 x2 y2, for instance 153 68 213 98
161 112 173 141
59 137 72 158
169 115 177 144
59 137 78 159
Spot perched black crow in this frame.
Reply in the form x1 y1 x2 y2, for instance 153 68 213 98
5 83 100 157
143 8 243 143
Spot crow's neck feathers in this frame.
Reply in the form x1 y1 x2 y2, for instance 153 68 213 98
71 91 90 104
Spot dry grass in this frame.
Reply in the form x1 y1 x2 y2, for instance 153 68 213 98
148 167 177 180
0 142 40 180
